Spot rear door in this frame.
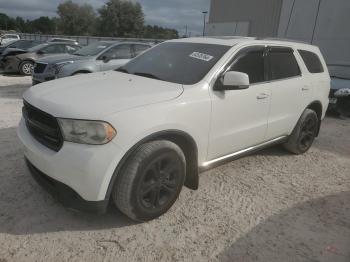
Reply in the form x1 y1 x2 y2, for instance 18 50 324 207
265 46 312 140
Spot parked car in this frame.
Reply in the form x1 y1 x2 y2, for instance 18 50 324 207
0 40 41 68
18 37 330 222
32 41 151 85
3 42 81 75
48 38 79 45
329 76 350 117
0 34 20 45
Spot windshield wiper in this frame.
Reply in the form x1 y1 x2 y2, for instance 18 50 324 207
133 72 161 80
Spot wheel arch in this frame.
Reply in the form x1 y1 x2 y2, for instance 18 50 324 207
306 100 323 136
105 129 199 200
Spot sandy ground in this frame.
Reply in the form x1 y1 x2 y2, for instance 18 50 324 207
0 74 349 262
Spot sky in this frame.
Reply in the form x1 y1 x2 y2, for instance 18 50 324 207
0 0 211 36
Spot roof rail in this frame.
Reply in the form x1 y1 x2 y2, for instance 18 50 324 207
256 37 311 44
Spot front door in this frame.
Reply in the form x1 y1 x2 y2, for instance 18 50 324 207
208 46 271 160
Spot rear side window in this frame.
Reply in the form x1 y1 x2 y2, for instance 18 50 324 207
230 49 265 84
298 50 324 73
268 47 301 81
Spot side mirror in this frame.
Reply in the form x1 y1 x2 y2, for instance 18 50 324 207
214 71 250 91
36 50 44 55
101 55 111 63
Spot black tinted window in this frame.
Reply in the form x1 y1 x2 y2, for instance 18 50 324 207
298 50 324 73
269 48 301 80
230 49 265 84
121 42 230 85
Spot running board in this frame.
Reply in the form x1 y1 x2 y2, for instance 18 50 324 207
201 136 288 170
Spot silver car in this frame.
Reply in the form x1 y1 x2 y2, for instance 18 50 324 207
32 41 151 85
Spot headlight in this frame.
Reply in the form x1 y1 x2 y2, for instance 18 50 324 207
334 88 350 98
52 61 74 74
58 119 116 145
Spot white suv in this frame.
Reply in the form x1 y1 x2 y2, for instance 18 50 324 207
18 37 330 221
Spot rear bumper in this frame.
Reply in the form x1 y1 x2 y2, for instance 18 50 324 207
26 158 109 213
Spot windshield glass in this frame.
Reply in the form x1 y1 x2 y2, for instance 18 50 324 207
73 42 114 56
119 42 231 85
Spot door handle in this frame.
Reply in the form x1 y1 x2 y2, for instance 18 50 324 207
257 93 269 100
302 86 310 91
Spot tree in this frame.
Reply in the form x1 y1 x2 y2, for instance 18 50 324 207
142 25 179 39
57 0 96 35
97 0 144 37
26 17 56 34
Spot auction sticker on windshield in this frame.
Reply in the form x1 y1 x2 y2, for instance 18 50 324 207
189 52 214 62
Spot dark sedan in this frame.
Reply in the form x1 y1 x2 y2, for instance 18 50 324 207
2 42 81 75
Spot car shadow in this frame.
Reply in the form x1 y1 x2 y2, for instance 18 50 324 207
217 191 350 262
0 127 137 235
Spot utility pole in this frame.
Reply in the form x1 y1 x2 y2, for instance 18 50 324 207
202 11 208 37
311 0 322 44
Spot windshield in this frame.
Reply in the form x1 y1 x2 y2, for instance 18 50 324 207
73 42 114 56
119 42 231 85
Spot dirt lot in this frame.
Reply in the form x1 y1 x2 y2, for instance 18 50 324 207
0 74 349 262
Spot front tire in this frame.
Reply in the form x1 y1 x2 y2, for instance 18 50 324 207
113 140 186 222
19 61 34 76
283 109 319 154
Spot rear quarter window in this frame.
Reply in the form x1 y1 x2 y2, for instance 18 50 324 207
298 50 324 73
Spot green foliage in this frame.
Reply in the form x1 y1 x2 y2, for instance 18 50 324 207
57 0 96 35
97 0 144 37
142 25 179 39
0 0 179 39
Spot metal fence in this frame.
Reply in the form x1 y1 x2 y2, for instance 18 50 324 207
19 33 164 46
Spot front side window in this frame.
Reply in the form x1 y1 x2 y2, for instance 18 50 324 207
268 47 301 81
66 45 80 54
42 44 66 54
229 48 265 84
102 45 132 60
74 42 113 57
120 42 231 85
133 44 150 57
298 50 324 73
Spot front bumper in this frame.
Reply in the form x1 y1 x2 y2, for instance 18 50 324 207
17 118 125 203
26 158 109 213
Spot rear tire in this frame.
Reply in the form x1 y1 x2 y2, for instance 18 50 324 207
283 109 319 154
19 61 34 76
113 140 186 222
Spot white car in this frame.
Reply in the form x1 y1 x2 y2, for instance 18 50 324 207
0 34 20 45
18 37 330 221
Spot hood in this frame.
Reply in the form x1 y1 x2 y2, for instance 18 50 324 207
36 54 91 64
23 71 184 119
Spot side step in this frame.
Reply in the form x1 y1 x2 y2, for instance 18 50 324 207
200 136 288 170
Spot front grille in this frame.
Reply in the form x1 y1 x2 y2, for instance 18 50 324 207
34 62 47 74
23 101 63 152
